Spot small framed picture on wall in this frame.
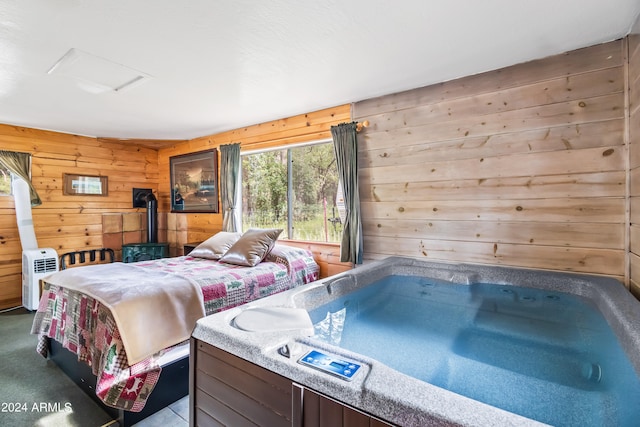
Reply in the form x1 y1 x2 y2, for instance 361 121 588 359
63 174 108 196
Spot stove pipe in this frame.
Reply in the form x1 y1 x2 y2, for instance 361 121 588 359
145 193 158 243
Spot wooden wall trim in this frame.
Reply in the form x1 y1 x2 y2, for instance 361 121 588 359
624 36 631 286
628 18 640 291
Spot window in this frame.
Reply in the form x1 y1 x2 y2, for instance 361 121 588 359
241 141 343 242
0 163 10 196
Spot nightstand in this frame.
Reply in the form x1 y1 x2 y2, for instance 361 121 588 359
184 242 202 256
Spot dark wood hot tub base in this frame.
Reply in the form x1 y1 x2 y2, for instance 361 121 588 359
190 339 393 427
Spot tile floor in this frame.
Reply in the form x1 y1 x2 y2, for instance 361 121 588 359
130 396 188 427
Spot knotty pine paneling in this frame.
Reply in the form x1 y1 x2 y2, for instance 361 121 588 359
157 105 350 210
1 106 350 308
0 124 162 309
354 40 628 280
157 105 351 275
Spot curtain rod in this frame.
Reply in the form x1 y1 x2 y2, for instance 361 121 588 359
356 120 369 132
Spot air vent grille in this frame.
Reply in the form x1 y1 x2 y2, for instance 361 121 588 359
33 258 57 274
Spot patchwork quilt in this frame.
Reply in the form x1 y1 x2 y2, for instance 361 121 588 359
31 244 319 412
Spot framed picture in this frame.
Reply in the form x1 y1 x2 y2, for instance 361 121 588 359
170 149 219 213
63 174 108 196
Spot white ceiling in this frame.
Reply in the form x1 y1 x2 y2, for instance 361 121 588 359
1 0 639 141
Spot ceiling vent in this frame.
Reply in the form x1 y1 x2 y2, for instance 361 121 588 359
47 48 151 94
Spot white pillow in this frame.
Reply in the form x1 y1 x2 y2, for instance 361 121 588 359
189 232 241 260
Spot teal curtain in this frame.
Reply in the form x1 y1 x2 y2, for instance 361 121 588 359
331 122 363 264
220 143 241 232
0 150 41 206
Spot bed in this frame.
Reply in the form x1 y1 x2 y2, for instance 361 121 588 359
31 230 319 426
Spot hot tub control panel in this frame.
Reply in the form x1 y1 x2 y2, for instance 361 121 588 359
298 350 361 381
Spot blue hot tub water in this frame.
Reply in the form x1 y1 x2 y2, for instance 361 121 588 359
308 275 640 426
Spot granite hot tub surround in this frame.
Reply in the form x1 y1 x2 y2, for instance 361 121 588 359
190 257 640 426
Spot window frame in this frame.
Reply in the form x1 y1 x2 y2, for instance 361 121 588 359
240 138 340 242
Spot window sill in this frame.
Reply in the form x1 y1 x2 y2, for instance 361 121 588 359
280 239 340 248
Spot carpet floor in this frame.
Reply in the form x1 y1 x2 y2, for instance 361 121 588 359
0 307 115 427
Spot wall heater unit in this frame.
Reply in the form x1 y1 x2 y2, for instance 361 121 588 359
22 248 59 310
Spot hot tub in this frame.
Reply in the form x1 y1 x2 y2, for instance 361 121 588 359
191 257 640 426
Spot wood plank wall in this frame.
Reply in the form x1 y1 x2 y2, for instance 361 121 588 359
3 37 638 308
156 105 353 277
353 40 628 282
629 21 640 297
0 125 162 309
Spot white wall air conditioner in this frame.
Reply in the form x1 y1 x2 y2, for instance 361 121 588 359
22 248 59 310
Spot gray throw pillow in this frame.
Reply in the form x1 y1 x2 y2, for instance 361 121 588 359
219 228 283 266
189 231 241 260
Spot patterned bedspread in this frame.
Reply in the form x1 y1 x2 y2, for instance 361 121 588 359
31 244 319 412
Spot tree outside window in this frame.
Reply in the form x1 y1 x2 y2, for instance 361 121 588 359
241 142 343 242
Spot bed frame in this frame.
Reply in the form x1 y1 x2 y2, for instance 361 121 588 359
49 339 189 427
41 246 319 425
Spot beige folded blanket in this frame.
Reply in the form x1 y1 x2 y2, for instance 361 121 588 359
43 262 205 365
